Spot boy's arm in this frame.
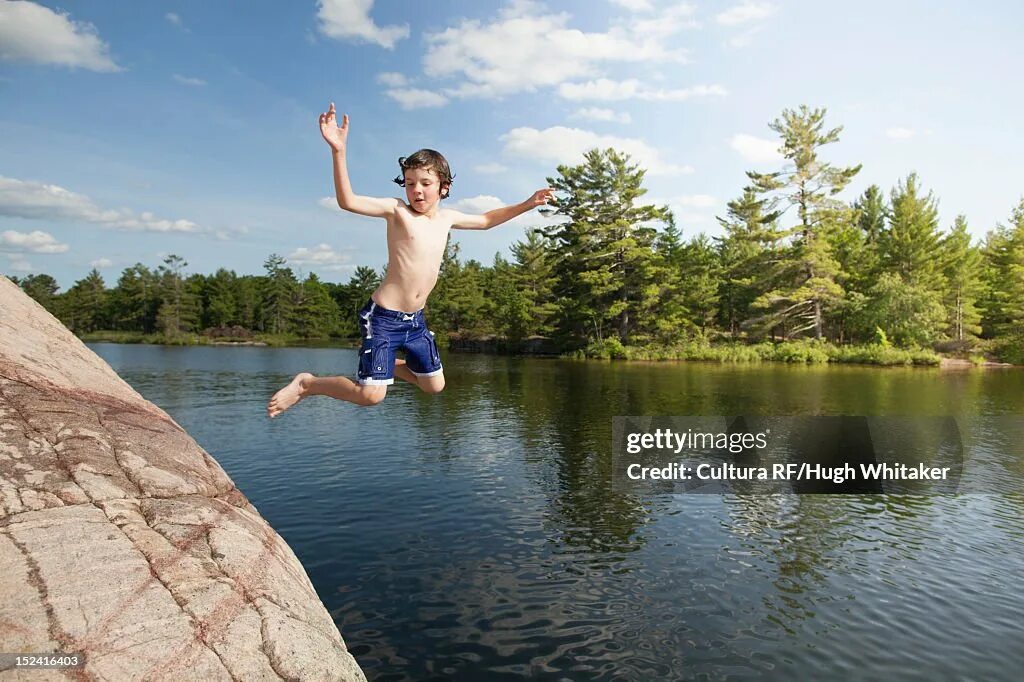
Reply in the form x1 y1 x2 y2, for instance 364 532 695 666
320 103 398 219
450 189 553 230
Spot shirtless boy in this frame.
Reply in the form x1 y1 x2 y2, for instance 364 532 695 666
267 103 552 417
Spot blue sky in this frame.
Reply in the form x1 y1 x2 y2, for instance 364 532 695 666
1 0 1022 290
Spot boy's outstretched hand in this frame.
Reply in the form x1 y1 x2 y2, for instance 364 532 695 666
528 188 554 207
319 102 348 152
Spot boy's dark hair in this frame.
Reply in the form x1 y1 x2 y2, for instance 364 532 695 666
393 149 454 199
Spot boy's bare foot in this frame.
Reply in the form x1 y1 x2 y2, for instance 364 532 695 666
267 372 314 418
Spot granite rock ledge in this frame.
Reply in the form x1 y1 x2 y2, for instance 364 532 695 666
0 277 366 681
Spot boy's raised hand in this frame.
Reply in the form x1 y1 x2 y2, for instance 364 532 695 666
319 102 349 152
528 188 554 207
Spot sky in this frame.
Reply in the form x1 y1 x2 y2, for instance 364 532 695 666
1 0 1022 290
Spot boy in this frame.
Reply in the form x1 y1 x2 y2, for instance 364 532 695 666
267 103 552 417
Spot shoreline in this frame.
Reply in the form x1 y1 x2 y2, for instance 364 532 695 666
79 334 1021 368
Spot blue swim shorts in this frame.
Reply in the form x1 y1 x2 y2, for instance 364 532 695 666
356 299 443 386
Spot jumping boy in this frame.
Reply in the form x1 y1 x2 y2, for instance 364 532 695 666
267 103 552 417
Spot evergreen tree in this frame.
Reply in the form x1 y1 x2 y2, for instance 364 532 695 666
981 199 1024 337
59 269 108 333
540 148 667 344
746 105 861 339
714 187 780 337
203 268 238 328
510 231 559 337
881 173 945 291
678 234 721 335
941 215 984 342
111 264 160 332
260 254 298 334
292 273 341 337
18 273 60 313
156 255 201 337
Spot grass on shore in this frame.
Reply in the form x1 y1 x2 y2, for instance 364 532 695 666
572 338 943 366
79 330 353 348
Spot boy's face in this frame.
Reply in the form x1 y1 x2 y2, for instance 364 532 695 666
403 167 446 214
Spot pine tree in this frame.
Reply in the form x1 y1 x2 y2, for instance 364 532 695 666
292 273 341 337
111 264 160 332
981 199 1024 337
510 231 559 337
59 269 108 333
204 268 238 328
941 215 984 342
678 234 721 335
260 254 298 334
714 187 780 337
156 255 201 337
746 105 861 339
881 173 945 291
18 273 60 313
540 148 667 344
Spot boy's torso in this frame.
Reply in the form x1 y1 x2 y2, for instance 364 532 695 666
373 202 453 312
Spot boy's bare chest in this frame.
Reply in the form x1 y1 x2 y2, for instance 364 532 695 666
388 212 451 251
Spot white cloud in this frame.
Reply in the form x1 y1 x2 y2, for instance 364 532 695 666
0 176 200 233
5 254 34 272
173 74 206 86
423 1 689 100
501 126 693 176
166 12 182 26
473 163 509 174
627 3 700 37
0 229 69 254
384 88 448 110
376 71 408 87
0 1 121 71
90 257 113 268
316 0 409 49
886 127 917 140
287 243 353 271
609 0 653 11
726 26 762 48
559 79 727 102
675 194 717 208
318 197 340 210
730 133 782 164
716 1 776 26
571 107 632 123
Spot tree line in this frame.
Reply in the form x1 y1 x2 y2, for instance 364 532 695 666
7 106 1024 360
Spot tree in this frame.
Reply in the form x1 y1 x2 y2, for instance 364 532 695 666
292 273 341 337
18 273 60 313
510 231 559 337
746 105 861 339
260 254 298 334
678 234 721 335
156 255 201 337
981 199 1024 337
941 216 984 342
881 173 945 291
203 268 238 328
59 269 108 333
540 148 668 344
111 264 160 332
714 186 780 337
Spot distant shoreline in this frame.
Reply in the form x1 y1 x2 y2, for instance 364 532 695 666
79 332 1020 367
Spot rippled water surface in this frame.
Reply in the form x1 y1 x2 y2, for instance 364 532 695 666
89 344 1024 681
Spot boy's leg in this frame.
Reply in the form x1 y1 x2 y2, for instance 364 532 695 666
267 373 387 417
393 358 446 394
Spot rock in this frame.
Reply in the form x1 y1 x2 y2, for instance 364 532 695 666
0 277 366 681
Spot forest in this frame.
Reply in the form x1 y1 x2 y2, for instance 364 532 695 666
8 107 1024 365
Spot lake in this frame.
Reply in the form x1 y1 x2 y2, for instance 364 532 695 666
88 343 1024 681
